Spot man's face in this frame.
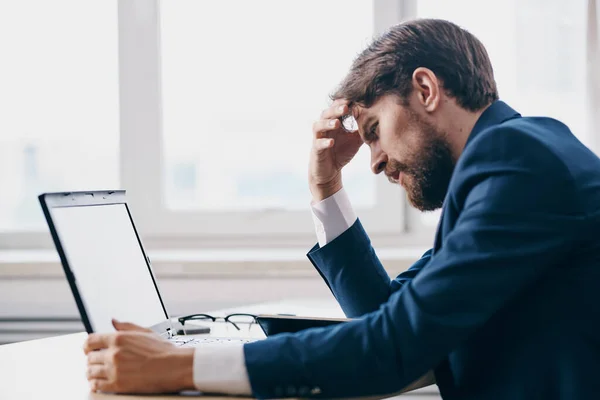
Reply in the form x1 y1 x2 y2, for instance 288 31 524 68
354 94 455 211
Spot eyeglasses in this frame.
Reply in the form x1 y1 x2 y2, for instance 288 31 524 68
177 313 258 331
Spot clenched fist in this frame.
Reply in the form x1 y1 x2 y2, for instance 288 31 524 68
83 319 194 394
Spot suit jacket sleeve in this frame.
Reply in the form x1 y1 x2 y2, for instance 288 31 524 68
307 219 433 318
244 128 581 399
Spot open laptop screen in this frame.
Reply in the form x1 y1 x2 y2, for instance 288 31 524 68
51 203 167 333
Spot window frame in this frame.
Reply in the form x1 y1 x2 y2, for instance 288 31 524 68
118 0 420 248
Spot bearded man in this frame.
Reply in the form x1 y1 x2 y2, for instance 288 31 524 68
83 19 600 399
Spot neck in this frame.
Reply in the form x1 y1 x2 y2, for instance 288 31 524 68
443 103 491 160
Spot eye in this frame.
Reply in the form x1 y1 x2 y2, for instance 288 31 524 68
366 122 379 142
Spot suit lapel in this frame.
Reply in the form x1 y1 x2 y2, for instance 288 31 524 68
432 201 446 254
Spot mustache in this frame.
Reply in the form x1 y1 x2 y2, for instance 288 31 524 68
384 160 409 183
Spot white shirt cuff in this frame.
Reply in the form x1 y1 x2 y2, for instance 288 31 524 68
193 343 251 395
311 187 357 247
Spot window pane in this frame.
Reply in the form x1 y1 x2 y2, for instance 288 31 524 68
0 1 119 231
161 0 375 211
417 0 587 226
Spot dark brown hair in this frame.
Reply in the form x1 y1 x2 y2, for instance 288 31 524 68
333 18 499 112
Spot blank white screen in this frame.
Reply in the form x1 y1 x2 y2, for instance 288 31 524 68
52 204 166 333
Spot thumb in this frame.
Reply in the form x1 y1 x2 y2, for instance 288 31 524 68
112 319 152 333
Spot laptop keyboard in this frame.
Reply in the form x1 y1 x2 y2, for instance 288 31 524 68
171 336 255 347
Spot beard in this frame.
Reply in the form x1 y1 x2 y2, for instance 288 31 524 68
387 115 455 211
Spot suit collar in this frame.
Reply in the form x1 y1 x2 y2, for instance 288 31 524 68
465 101 521 148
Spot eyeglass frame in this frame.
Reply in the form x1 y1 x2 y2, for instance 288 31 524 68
177 313 258 331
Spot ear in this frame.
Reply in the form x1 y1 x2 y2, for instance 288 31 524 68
411 67 440 113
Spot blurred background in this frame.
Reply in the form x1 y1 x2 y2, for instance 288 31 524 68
0 0 597 356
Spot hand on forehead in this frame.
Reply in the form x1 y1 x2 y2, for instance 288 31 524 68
334 98 363 133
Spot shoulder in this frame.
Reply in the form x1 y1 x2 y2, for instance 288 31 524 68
456 118 572 179
448 118 578 213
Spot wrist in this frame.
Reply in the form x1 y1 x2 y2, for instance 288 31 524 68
310 178 343 202
168 347 195 390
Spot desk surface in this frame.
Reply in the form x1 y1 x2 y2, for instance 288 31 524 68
0 300 344 400
0 299 439 399
0 327 266 399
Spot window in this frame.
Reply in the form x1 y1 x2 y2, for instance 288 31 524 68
160 0 377 211
0 0 405 248
4 0 593 249
139 0 405 240
0 1 119 232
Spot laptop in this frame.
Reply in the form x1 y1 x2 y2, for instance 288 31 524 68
39 190 256 347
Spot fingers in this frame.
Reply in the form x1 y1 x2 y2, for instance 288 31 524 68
312 118 340 139
83 334 112 354
314 138 334 152
320 99 349 120
86 349 106 365
314 100 358 140
87 364 107 380
89 378 110 393
112 319 151 333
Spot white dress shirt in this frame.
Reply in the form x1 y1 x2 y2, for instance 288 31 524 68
192 188 356 394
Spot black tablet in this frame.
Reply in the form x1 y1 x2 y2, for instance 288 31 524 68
256 314 351 336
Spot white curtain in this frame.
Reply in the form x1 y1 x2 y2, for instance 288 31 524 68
587 0 600 152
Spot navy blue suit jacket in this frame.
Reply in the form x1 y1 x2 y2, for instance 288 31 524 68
244 101 600 399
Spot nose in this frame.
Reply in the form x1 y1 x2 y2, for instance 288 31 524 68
370 142 387 175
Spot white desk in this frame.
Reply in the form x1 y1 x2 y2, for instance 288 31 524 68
0 300 440 399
